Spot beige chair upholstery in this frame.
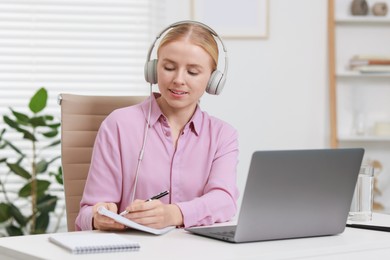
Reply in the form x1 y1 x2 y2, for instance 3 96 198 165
59 93 147 231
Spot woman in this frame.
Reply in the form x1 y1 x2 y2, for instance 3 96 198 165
75 21 239 231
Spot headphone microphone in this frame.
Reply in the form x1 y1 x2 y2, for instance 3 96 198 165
131 21 228 203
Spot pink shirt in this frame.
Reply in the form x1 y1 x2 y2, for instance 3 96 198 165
75 93 239 230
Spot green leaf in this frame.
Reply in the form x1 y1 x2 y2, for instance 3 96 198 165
3 115 20 130
0 158 7 163
0 128 6 139
35 159 48 173
0 203 12 222
18 183 31 198
41 129 58 138
11 109 29 125
50 166 63 185
36 181 51 199
6 225 24 236
43 115 54 121
19 180 51 198
3 117 37 141
4 140 24 155
9 204 27 226
55 173 63 185
29 87 48 114
47 123 61 129
7 163 31 179
34 212 49 234
37 194 57 213
29 116 47 127
13 157 22 165
44 139 61 148
22 130 37 141
48 155 61 165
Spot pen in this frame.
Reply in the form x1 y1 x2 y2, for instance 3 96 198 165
119 190 169 216
346 223 390 232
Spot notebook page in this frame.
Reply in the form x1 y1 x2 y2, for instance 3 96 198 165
98 207 175 235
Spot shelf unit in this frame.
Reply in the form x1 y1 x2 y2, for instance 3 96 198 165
328 0 390 212
328 0 390 147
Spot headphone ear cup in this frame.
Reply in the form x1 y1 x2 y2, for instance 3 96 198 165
144 59 158 84
206 70 225 95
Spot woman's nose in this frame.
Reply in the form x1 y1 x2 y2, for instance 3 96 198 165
173 69 185 85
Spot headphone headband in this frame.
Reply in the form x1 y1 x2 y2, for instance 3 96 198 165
144 20 228 95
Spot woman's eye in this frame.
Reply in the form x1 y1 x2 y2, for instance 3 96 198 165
188 70 199 76
164 66 174 71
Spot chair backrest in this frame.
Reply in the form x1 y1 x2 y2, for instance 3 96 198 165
59 93 147 231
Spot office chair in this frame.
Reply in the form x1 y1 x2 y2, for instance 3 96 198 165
59 93 147 231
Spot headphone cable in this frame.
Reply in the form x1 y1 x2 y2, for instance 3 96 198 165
130 83 153 202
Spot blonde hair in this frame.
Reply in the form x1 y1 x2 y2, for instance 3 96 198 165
157 23 219 70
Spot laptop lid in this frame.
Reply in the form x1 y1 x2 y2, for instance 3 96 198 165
234 148 364 242
186 148 364 243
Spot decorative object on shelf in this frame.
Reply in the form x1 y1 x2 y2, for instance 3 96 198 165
374 121 390 136
352 111 366 136
351 0 369 15
372 2 388 16
370 160 385 211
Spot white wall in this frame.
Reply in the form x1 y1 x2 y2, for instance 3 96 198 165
163 0 329 198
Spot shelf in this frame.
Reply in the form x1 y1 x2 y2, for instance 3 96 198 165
336 16 390 24
336 71 390 78
329 0 390 148
338 135 390 142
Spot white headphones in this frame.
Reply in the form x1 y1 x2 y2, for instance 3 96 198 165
144 20 229 95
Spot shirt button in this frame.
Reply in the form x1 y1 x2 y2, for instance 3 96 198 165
165 132 171 137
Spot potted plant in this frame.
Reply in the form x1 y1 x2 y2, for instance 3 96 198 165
0 87 63 236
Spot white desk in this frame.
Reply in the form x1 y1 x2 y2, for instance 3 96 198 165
1 213 390 260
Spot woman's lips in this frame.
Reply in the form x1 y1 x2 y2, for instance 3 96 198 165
169 89 188 96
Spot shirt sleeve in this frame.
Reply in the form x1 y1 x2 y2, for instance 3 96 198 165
176 125 239 227
75 116 123 231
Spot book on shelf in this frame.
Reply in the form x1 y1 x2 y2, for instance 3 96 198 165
351 65 390 73
351 54 390 61
349 55 390 69
49 232 140 254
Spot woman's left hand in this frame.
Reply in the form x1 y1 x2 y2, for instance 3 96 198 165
123 199 183 229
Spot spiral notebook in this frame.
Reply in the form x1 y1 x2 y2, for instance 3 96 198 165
49 233 140 254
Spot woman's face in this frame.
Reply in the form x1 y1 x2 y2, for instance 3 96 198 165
156 39 214 114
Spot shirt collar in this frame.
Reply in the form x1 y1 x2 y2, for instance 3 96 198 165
141 93 202 136
190 105 201 136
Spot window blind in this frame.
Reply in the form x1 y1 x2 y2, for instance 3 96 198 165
0 0 165 233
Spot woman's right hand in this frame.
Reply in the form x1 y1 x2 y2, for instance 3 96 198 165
92 202 126 231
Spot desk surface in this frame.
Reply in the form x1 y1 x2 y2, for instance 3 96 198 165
1 213 390 260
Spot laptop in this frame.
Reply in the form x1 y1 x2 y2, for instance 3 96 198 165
185 148 364 243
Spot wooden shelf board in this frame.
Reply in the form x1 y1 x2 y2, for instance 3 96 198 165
337 71 390 78
338 135 390 142
336 16 390 24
